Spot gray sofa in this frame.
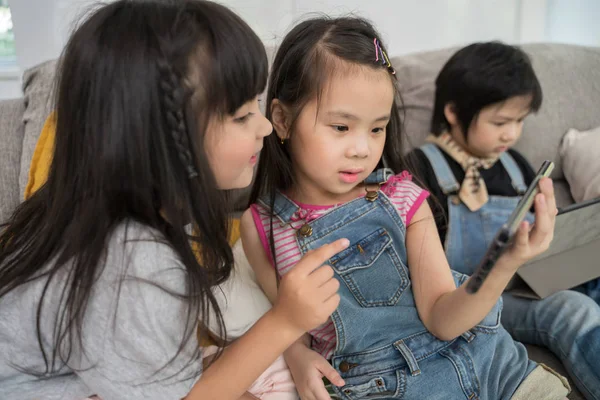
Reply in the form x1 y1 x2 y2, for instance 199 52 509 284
2 43 599 399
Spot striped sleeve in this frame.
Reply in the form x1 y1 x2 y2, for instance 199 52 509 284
382 171 430 226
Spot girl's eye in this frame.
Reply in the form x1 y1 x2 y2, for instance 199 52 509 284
372 127 385 134
234 113 254 123
492 122 506 127
332 125 348 132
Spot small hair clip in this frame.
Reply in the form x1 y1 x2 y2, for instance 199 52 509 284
374 38 396 75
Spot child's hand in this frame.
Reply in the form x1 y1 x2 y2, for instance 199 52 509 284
286 343 345 400
271 238 349 336
500 177 558 269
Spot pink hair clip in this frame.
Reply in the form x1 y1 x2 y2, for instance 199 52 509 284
374 37 396 75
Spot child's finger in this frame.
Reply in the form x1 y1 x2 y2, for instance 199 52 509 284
530 194 553 247
317 358 346 387
293 239 350 278
539 177 557 218
322 293 341 316
308 376 335 400
514 221 530 249
316 276 340 301
308 264 335 287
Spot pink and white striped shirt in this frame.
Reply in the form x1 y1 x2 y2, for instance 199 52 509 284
250 171 430 359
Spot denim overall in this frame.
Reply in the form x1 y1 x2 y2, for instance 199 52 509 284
258 168 536 400
419 144 535 275
421 144 600 399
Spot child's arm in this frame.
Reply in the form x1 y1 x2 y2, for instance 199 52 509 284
406 178 557 341
188 235 348 400
240 209 278 304
240 209 345 400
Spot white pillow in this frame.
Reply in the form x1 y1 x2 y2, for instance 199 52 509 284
206 240 272 340
560 126 600 202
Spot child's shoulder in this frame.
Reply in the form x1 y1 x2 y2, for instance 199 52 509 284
381 171 430 226
241 205 261 229
243 193 271 214
381 170 423 194
381 170 429 206
240 202 272 238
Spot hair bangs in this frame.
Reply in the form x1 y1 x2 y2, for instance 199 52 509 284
207 7 268 116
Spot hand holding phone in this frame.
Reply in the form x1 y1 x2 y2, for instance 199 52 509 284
465 160 555 294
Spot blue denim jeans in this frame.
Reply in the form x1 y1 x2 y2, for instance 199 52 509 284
502 291 600 400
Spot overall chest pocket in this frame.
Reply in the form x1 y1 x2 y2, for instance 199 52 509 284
329 228 409 307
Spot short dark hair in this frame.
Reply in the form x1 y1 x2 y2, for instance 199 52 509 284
430 41 543 136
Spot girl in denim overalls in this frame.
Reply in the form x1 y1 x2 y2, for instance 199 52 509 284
410 42 600 400
240 19 569 400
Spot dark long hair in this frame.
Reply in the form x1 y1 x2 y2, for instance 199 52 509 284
0 0 267 375
249 16 408 269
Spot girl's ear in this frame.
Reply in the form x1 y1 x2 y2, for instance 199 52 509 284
270 99 291 140
443 103 459 128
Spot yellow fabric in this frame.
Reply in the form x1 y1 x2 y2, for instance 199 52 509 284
25 112 57 200
26 113 243 348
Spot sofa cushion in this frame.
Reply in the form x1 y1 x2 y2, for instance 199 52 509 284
392 43 600 183
0 99 25 223
560 125 600 202
553 179 575 209
392 46 457 153
20 60 58 199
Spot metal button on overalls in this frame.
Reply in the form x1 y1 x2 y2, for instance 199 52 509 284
298 224 313 237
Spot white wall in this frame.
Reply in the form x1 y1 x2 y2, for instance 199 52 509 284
0 0 104 99
213 0 560 56
0 68 21 99
228 0 528 56
546 0 600 47
2 0 599 100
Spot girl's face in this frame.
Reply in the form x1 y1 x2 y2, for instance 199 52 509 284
205 97 272 189
448 95 532 158
278 67 394 205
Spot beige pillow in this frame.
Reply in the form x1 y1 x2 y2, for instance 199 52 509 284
559 126 600 202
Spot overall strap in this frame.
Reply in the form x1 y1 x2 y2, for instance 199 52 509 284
499 151 527 194
364 168 395 185
420 144 460 194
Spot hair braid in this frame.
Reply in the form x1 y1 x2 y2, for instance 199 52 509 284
157 58 199 179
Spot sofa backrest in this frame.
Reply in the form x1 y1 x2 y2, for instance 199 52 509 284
7 43 600 215
0 98 25 223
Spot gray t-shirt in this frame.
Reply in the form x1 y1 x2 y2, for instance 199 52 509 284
0 221 202 399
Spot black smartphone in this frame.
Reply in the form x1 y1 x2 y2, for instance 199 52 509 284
465 160 555 294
